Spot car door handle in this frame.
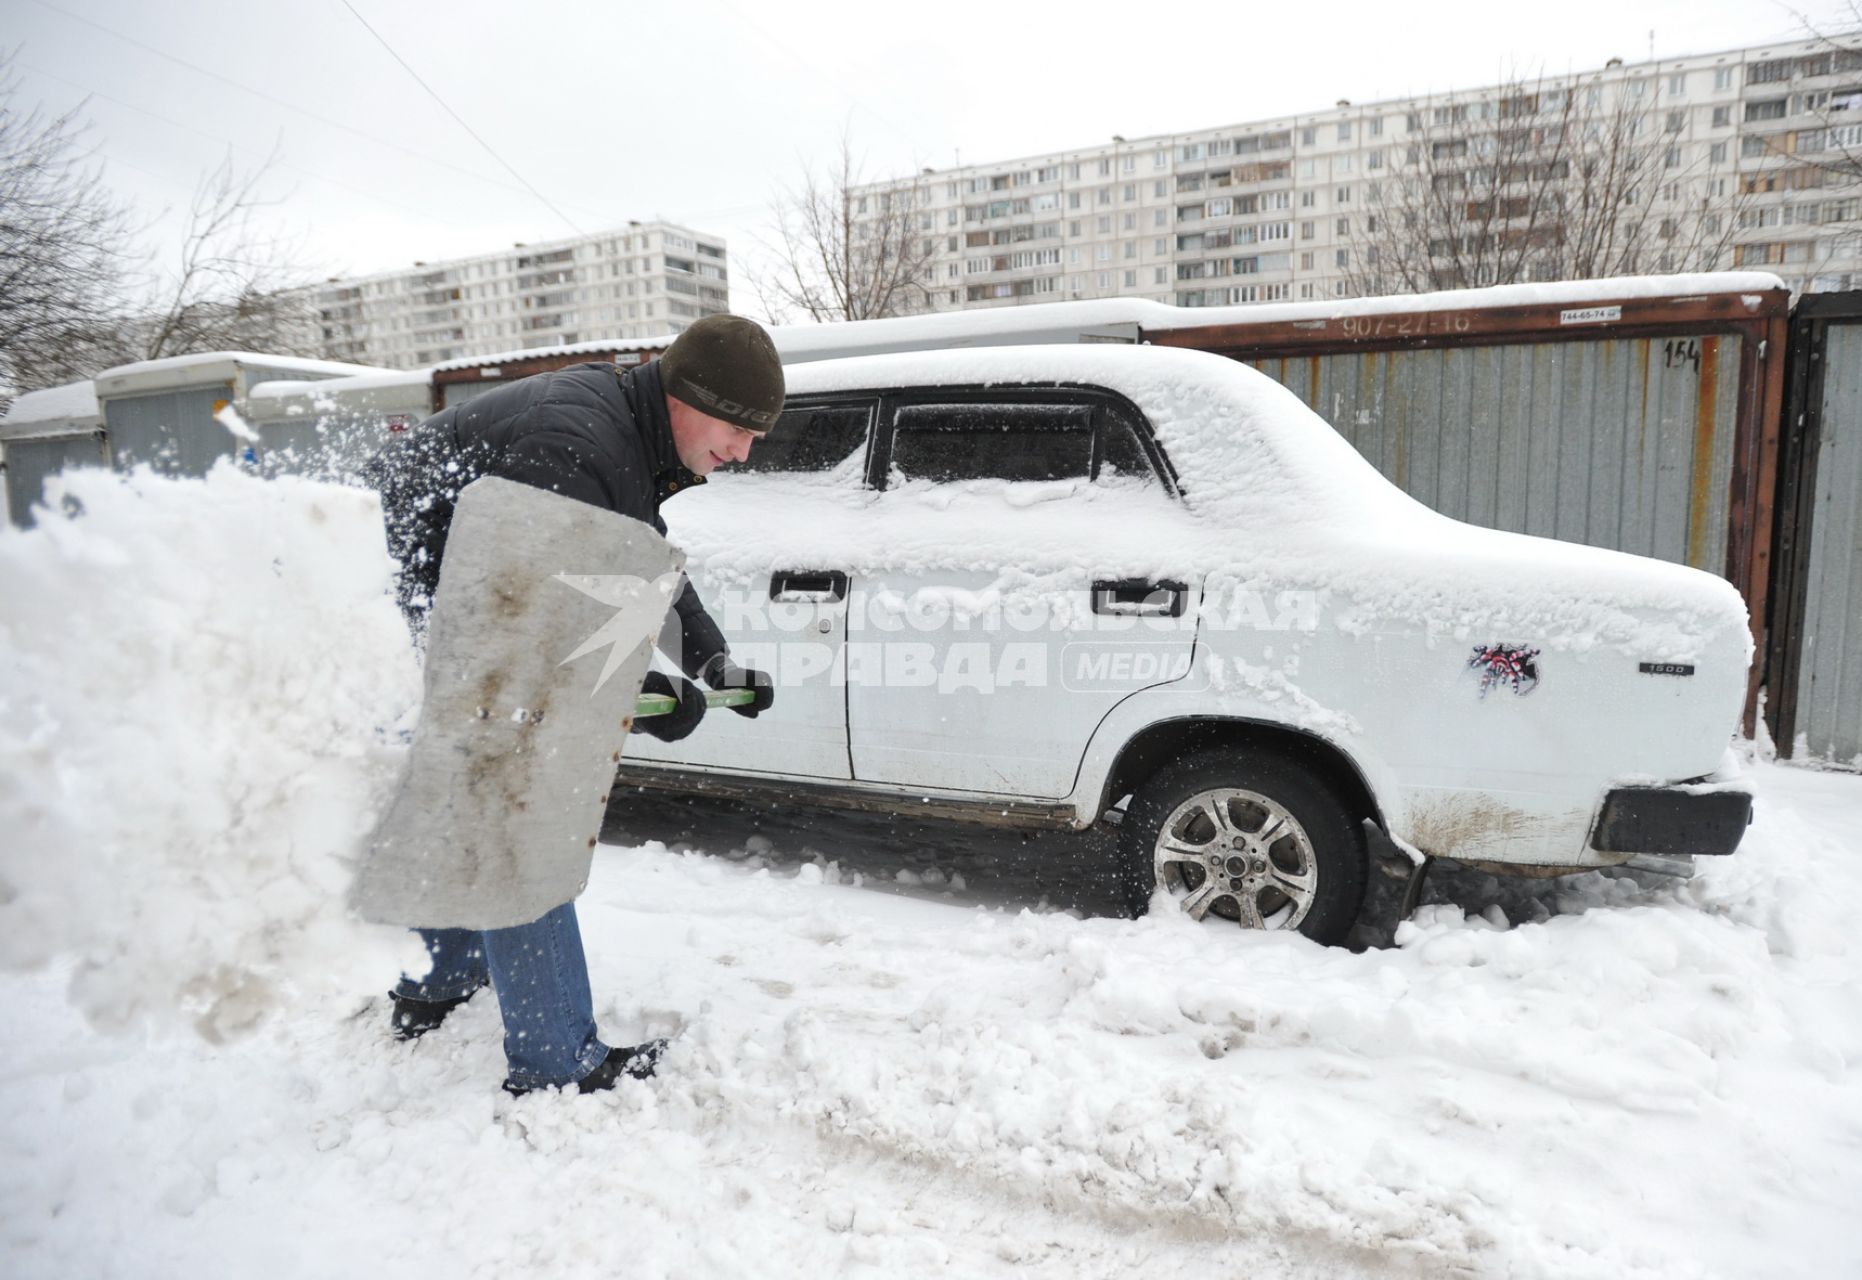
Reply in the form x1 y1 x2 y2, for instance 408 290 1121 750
770 570 849 603
1092 579 1187 617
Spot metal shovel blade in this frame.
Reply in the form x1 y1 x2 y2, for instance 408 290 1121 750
353 476 683 930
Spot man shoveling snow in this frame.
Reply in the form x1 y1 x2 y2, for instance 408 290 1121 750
357 314 783 1096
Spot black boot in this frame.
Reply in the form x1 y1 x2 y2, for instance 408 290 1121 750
388 985 482 1042
501 1040 668 1097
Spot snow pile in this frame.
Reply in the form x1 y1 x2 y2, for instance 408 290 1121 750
0 465 424 1039
4 763 1856 1277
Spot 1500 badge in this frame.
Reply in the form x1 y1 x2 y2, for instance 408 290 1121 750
1639 662 1696 677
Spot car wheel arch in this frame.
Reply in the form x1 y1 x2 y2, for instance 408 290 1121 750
1095 716 1386 834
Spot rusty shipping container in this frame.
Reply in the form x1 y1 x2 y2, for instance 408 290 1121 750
1144 278 1793 729
426 337 673 413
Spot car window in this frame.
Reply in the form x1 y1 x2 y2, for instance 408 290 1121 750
736 403 870 474
1098 415 1161 486
891 403 1094 483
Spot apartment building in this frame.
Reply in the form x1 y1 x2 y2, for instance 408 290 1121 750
855 34 1862 314
306 222 731 368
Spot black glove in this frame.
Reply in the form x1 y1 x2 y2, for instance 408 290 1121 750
633 671 706 742
701 654 775 718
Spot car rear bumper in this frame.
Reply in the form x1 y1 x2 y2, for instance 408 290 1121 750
1589 784 1753 858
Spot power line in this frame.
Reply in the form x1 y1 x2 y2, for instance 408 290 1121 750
337 0 583 237
17 61 479 229
22 0 539 198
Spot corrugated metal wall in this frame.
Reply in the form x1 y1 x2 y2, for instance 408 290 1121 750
3 434 110 528
104 367 327 478
1249 334 1745 574
104 387 238 476
1794 321 1862 765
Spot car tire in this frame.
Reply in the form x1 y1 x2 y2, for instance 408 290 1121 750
1116 747 1367 945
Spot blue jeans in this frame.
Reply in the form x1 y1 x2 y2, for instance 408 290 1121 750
394 902 611 1088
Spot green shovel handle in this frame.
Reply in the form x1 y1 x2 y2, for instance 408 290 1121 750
633 687 757 718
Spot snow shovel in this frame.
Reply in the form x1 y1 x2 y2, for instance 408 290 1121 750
354 476 683 931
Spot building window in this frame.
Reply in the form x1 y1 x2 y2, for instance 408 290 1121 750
1713 67 1733 91
1335 217 1349 235
1337 122 1352 142
1154 209 1168 227
1301 220 1316 239
1336 186 1351 203
1710 141 1728 163
1668 73 1687 96
1124 270 1137 287
1746 99 1787 122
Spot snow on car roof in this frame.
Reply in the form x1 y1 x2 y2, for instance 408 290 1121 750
785 342 1405 526
1 379 101 438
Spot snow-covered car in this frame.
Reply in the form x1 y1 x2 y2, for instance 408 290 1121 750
622 345 1754 943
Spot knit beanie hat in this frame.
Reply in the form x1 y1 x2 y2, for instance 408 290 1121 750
658 314 784 433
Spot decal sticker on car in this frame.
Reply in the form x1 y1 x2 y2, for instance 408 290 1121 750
1468 644 1541 698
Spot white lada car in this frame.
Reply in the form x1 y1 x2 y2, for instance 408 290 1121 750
622 345 1753 944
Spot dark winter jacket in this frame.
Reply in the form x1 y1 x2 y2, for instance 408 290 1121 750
366 359 728 675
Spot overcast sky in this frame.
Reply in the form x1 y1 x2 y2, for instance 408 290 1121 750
10 0 1851 315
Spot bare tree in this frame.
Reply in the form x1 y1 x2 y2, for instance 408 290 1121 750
755 130 936 323
140 146 321 361
0 54 139 397
1346 70 1740 295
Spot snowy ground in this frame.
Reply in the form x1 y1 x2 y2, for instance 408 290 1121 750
3 760 1858 1279
3 469 1859 1279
